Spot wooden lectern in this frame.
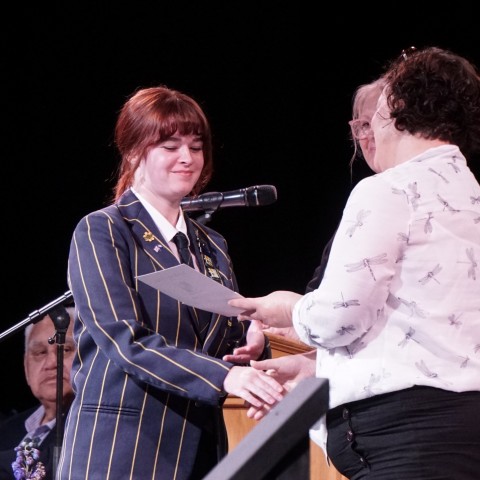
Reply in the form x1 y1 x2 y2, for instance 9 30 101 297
222 333 347 480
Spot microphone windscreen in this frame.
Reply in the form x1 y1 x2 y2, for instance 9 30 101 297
246 185 277 206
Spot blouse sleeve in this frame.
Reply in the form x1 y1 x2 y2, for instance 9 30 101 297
293 174 410 349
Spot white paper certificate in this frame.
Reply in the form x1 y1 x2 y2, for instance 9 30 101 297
137 264 244 316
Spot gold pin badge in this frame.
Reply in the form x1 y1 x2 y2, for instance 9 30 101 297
143 231 155 242
208 267 220 279
204 255 214 267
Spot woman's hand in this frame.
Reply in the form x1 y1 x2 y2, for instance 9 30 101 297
261 325 302 343
245 350 317 420
228 291 302 328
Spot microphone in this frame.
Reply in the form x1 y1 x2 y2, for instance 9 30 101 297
181 185 277 212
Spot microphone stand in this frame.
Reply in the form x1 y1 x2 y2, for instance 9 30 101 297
0 290 73 478
47 305 71 476
192 208 216 225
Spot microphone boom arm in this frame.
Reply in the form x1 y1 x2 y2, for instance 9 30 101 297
0 290 73 343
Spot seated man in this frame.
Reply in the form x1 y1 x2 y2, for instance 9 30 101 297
0 306 76 480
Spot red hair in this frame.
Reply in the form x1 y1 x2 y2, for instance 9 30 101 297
112 86 213 202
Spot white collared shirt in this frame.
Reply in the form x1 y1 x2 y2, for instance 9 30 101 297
130 187 199 269
22 405 55 446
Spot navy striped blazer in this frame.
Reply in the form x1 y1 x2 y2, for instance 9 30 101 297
57 189 258 480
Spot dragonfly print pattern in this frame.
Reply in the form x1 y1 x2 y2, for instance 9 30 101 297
428 167 450 184
415 359 454 389
447 158 461 173
471 196 480 223
457 247 478 280
421 212 434 234
415 359 438 378
394 296 428 318
437 194 460 213
336 324 356 336
362 369 391 397
398 327 420 348
343 311 381 359
333 292 360 309
345 209 371 237
299 324 331 349
418 264 442 285
345 253 388 281
392 181 421 210
447 312 463 328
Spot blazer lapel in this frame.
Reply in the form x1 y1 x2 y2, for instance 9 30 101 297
117 191 213 344
117 190 178 269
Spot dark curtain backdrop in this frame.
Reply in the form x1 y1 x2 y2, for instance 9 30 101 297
2 4 478 415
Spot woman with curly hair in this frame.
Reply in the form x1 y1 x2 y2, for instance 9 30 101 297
230 46 480 480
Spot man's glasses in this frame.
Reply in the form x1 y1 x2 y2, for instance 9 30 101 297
349 119 372 140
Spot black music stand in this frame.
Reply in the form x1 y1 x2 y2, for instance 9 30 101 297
203 377 329 480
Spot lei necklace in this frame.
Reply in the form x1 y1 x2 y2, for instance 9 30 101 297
11 437 46 480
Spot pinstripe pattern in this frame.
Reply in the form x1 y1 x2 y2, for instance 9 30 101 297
56 189 249 480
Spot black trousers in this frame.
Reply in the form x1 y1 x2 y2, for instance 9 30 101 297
326 386 480 480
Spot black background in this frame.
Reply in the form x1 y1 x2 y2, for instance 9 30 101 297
1 5 478 414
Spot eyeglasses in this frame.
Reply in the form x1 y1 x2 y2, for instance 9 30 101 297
349 119 372 140
401 46 417 60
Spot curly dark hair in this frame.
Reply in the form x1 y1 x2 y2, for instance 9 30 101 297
384 46 480 159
